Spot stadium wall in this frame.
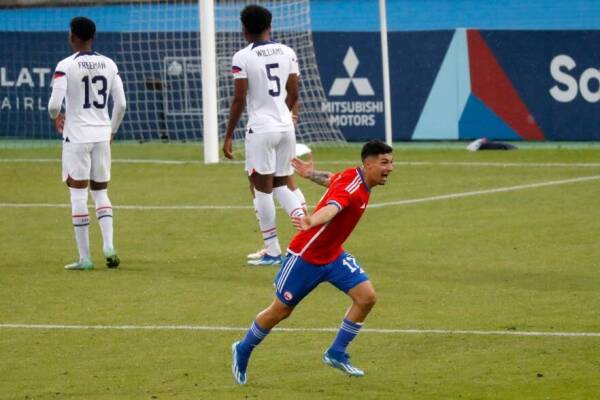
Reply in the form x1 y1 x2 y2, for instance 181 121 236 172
1 1 599 141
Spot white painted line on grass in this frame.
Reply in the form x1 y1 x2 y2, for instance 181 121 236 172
1 175 599 211
2 158 600 168
1 323 599 338
0 203 253 210
368 175 600 208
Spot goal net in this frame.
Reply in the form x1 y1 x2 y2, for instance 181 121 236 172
0 0 344 147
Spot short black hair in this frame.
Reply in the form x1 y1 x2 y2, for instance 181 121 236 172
70 16 96 42
240 5 272 35
361 139 393 161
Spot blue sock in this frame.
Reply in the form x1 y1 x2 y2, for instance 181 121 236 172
329 319 363 354
238 320 271 356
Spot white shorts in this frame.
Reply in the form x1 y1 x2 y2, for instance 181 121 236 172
245 130 296 177
62 141 111 182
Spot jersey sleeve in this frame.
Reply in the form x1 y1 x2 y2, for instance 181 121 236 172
51 60 68 90
325 172 353 211
231 50 247 80
109 58 120 76
288 48 300 76
48 60 68 119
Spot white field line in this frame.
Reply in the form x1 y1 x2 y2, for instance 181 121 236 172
368 175 600 208
1 323 599 337
1 175 599 211
2 158 600 168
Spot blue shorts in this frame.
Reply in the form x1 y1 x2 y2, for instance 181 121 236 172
273 251 369 307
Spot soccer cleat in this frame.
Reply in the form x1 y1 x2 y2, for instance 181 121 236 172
64 260 94 271
247 248 267 260
322 349 365 377
247 253 282 266
103 248 120 268
231 341 248 385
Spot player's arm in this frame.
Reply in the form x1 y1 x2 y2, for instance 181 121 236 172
223 78 247 160
291 153 333 187
48 67 67 133
285 73 299 111
291 101 300 127
110 73 127 143
292 204 339 231
286 48 300 112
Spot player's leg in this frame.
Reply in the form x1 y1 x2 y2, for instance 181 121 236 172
289 142 312 213
90 141 119 268
63 142 93 270
246 175 267 260
248 141 308 261
246 132 281 265
323 252 374 377
272 130 306 218
287 175 307 214
232 297 293 385
232 253 324 384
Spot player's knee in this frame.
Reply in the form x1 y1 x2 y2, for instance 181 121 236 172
90 180 108 191
356 291 377 310
276 305 293 321
263 300 293 323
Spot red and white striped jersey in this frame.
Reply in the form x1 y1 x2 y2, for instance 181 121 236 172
288 167 370 265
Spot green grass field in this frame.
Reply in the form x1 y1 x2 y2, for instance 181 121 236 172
1 143 600 399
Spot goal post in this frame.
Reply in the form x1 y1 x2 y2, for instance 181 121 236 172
199 0 219 164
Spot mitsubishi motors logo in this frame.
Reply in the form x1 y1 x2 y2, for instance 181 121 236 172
329 47 374 96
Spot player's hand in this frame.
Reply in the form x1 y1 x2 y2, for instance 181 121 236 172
222 137 234 160
291 152 314 178
110 132 115 145
53 113 65 134
292 215 312 231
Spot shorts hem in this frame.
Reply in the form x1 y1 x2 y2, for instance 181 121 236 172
275 291 296 308
342 276 370 294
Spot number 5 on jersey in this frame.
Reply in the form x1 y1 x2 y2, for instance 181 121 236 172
265 63 280 97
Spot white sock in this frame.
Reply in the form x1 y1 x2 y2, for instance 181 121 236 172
91 189 114 252
254 190 281 256
273 186 306 217
292 187 307 213
69 187 91 262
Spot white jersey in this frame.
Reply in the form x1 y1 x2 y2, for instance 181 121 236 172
232 41 299 133
49 51 124 143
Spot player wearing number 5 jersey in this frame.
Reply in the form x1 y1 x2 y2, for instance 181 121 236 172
48 17 126 271
231 140 394 385
223 5 306 266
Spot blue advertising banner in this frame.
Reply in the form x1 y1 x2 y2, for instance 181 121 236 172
312 33 385 141
313 30 600 141
1 29 599 141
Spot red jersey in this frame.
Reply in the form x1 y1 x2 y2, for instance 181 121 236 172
288 167 370 265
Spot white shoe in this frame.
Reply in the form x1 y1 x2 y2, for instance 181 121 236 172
247 254 282 266
64 260 94 270
247 248 267 260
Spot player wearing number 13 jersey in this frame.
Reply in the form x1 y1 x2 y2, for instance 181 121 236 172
48 17 126 271
231 140 394 385
223 5 306 266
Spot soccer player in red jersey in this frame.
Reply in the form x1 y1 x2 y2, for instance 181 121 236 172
232 140 394 384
